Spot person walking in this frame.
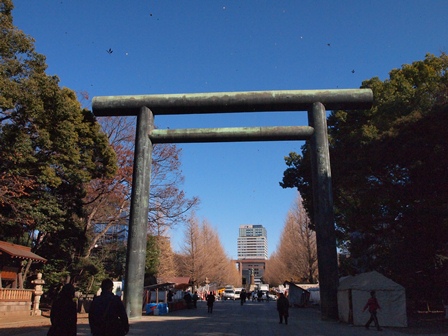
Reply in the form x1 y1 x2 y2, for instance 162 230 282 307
184 291 193 309
192 291 199 308
89 279 129 336
240 289 246 306
276 292 290 325
47 283 77 336
206 291 216 313
257 290 263 302
167 290 174 303
363 290 382 331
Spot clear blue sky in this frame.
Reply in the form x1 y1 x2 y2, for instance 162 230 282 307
13 1 448 259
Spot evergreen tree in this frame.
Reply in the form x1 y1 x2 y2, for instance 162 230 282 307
0 0 116 284
280 54 448 301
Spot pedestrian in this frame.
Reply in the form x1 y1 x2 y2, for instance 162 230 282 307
206 291 215 313
89 279 129 336
184 290 193 309
257 290 263 302
167 290 174 303
240 289 246 305
115 286 122 299
277 292 289 325
363 290 382 331
47 283 77 336
192 291 199 308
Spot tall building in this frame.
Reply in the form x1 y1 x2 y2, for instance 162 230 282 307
237 224 268 260
236 225 268 287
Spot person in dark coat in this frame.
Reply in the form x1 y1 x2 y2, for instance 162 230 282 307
240 289 246 306
363 291 382 331
276 292 290 325
206 292 216 313
47 283 77 336
89 279 129 336
192 291 199 308
257 290 263 302
184 291 193 309
167 290 174 303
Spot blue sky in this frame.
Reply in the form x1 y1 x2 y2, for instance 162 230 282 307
12 1 448 259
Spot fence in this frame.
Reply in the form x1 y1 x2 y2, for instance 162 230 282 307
0 288 33 302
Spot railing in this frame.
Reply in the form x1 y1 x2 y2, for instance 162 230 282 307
0 288 33 302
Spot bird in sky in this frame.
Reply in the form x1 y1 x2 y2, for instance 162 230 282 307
106 48 113 54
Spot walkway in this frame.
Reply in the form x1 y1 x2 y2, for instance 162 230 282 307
1 299 447 335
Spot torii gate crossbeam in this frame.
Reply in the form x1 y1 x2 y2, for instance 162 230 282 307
92 89 373 320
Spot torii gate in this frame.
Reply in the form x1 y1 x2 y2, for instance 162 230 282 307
92 89 373 320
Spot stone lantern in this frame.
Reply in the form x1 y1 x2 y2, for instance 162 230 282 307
31 273 45 316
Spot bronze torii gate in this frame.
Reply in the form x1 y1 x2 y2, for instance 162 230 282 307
92 89 373 320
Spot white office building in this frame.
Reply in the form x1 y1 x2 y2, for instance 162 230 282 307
237 224 268 260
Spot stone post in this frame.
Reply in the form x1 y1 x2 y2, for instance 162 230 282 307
124 106 154 319
31 273 45 316
308 102 339 320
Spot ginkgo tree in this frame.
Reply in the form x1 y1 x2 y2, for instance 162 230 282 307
264 194 318 286
176 213 240 289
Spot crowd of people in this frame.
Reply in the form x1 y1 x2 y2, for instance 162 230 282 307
47 280 382 333
48 278 129 336
175 287 290 321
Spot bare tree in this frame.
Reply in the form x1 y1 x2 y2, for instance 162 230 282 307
81 116 198 274
266 193 318 284
154 235 176 280
176 214 240 288
264 251 285 286
178 214 202 287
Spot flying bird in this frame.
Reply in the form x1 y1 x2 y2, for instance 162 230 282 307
106 48 113 54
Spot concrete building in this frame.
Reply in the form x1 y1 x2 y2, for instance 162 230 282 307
236 225 268 287
237 224 268 260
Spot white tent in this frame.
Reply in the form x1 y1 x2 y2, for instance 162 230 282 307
296 284 320 305
338 271 407 327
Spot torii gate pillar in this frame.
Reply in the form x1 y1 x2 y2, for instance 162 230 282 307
308 102 339 319
124 107 153 319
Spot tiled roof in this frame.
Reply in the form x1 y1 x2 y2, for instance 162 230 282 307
0 241 47 263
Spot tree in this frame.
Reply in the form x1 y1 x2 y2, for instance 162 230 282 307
0 0 117 285
280 53 448 301
176 214 240 288
154 234 176 280
77 115 198 289
145 221 176 285
0 1 197 291
264 194 318 285
178 214 201 288
199 219 239 287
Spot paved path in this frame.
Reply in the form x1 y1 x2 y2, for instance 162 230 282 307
1 299 447 335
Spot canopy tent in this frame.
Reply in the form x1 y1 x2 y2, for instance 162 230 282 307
338 271 407 327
